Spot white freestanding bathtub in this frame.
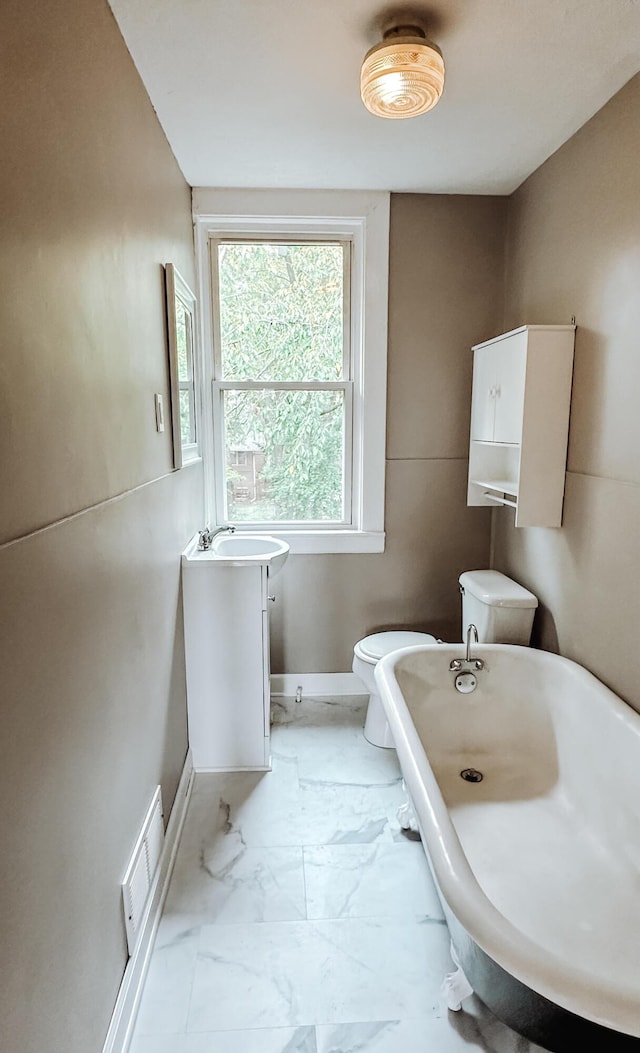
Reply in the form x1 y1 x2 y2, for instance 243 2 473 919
375 643 640 1052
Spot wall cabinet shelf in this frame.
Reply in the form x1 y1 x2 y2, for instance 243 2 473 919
474 479 519 497
467 324 575 528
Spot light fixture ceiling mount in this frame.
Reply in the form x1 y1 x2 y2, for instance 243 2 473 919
360 23 445 120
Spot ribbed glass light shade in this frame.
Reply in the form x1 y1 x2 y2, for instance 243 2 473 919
360 28 445 119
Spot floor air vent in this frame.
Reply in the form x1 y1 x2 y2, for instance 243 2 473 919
121 786 164 955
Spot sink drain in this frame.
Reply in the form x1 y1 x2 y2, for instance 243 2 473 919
460 768 483 783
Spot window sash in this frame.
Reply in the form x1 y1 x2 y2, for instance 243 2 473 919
211 236 351 384
210 235 353 528
212 380 354 528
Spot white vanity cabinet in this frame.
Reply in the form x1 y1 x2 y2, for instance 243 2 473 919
467 324 575 527
181 557 272 771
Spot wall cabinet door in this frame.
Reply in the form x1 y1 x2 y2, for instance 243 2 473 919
470 345 498 441
492 333 526 443
471 331 526 444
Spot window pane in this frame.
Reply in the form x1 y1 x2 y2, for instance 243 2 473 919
179 388 195 445
175 300 191 381
223 389 344 522
218 242 344 381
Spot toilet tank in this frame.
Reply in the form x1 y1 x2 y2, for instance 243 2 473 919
459 570 538 645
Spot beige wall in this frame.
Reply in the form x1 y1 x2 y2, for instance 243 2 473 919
0 3 202 1052
271 195 506 671
493 73 640 709
8 5 636 1049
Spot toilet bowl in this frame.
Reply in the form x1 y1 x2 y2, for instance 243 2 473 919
353 570 538 748
353 631 437 747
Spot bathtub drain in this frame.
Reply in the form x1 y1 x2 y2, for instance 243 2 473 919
460 768 483 783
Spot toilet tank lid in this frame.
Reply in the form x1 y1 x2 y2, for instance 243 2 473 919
459 570 538 608
359 631 437 660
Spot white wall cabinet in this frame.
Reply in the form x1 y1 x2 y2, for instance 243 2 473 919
181 559 272 771
467 324 575 528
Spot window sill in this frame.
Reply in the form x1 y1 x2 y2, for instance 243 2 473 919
179 453 202 468
235 529 385 554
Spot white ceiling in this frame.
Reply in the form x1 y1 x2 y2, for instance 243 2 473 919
108 0 640 195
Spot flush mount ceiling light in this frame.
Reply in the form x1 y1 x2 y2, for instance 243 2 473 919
360 24 445 119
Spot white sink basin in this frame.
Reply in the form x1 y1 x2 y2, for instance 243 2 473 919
210 533 290 577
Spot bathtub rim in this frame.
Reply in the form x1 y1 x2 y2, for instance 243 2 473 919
375 642 640 1039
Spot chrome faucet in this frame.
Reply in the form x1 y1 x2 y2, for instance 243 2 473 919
449 623 484 673
465 623 479 662
197 524 235 550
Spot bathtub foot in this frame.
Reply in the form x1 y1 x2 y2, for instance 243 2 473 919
442 942 474 1011
397 783 420 834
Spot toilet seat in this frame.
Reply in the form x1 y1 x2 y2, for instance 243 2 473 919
357 630 437 662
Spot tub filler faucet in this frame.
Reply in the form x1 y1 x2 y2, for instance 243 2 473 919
449 624 484 674
465 623 480 664
197 524 235 550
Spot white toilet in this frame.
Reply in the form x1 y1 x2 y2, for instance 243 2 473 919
353 569 538 747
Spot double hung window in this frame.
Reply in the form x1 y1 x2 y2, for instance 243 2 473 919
194 190 389 553
211 238 352 526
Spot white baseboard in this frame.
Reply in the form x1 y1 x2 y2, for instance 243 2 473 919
102 750 195 1053
270 672 364 697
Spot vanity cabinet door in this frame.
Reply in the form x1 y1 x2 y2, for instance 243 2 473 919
261 566 272 738
182 562 270 771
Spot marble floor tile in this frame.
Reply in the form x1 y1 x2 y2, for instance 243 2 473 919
304 842 444 921
131 1025 317 1053
184 754 300 840
270 696 402 790
188 917 451 1033
270 696 367 729
271 698 383 756
293 778 405 846
185 760 403 848
272 730 402 788
133 924 199 1035
164 842 306 924
312 916 451 1027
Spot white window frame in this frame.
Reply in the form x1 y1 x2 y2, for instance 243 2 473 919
193 189 390 554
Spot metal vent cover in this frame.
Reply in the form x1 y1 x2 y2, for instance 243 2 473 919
121 787 164 955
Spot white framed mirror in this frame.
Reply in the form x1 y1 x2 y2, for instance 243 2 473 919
164 263 199 469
